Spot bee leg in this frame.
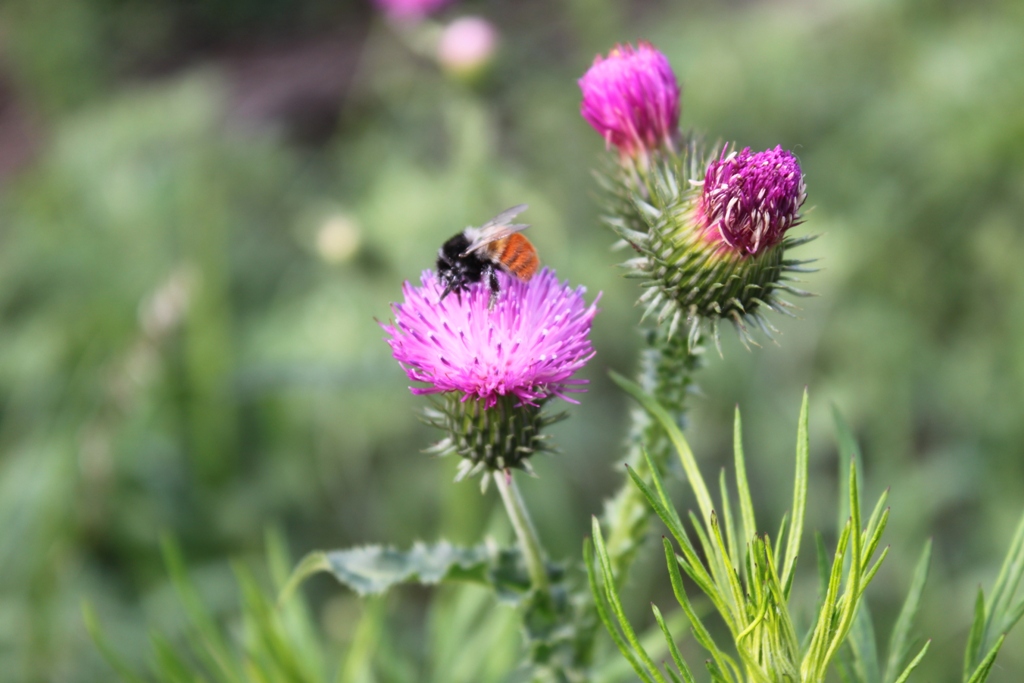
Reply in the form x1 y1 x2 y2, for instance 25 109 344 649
486 265 500 309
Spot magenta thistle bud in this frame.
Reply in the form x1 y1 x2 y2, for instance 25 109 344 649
696 146 806 256
616 141 814 346
578 42 681 159
382 268 599 479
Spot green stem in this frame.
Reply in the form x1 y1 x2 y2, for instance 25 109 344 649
602 330 701 584
494 470 550 593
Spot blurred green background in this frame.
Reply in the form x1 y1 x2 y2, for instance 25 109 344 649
1 0 1023 680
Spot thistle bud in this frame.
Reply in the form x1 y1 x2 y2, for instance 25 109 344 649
623 143 812 345
578 42 681 160
381 269 599 486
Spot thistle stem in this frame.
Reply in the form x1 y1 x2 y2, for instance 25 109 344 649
494 470 549 593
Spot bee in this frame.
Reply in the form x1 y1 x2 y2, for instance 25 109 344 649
436 203 540 307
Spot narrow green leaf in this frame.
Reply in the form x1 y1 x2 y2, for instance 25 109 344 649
81 602 148 683
884 540 932 683
847 601 880 683
821 460 865 669
862 546 891 588
862 507 890 572
625 464 721 607
662 538 733 679
593 518 668 683
832 407 865 533
337 597 385 683
652 604 697 683
627 460 696 569
984 509 1024 646
963 588 986 681
666 669 687 683
781 389 810 589
733 406 758 575
803 520 851 679
720 469 740 576
279 551 331 605
709 510 746 628
1001 598 1024 638
774 512 789 572
688 510 739 634
160 536 242 683
585 537 658 683
965 634 1006 683
892 640 931 683
612 371 714 523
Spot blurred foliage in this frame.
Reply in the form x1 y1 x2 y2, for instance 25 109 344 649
0 0 1023 681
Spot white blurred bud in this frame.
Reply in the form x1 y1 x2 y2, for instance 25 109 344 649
436 16 499 79
139 265 196 339
316 213 361 264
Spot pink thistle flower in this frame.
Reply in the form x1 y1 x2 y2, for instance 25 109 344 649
578 42 681 158
372 0 453 22
696 146 807 257
382 268 599 409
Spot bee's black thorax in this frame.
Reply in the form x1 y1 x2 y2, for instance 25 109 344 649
438 232 484 287
437 231 500 306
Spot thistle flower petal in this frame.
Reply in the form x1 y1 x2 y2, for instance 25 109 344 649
579 42 681 158
696 146 806 256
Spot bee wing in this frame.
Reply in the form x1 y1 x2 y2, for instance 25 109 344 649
479 203 529 230
462 223 530 256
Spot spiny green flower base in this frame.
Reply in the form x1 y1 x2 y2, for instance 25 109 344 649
423 393 566 489
599 141 816 349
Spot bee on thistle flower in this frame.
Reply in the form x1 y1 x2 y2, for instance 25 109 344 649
381 266 599 485
436 204 540 309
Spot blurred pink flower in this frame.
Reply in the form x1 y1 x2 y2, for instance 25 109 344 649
437 16 498 77
373 0 453 22
382 268 599 408
578 42 681 158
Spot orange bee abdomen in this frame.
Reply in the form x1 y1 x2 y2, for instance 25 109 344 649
496 233 539 281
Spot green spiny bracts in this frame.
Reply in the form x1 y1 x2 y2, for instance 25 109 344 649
423 394 567 489
614 141 816 348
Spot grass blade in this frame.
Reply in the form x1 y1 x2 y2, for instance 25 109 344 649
963 588 986 681
965 635 1006 683
584 537 658 683
892 640 931 683
733 406 758 577
592 517 667 683
884 539 932 683
652 604 697 683
781 390 809 590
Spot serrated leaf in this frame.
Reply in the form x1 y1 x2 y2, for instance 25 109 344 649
283 541 530 605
